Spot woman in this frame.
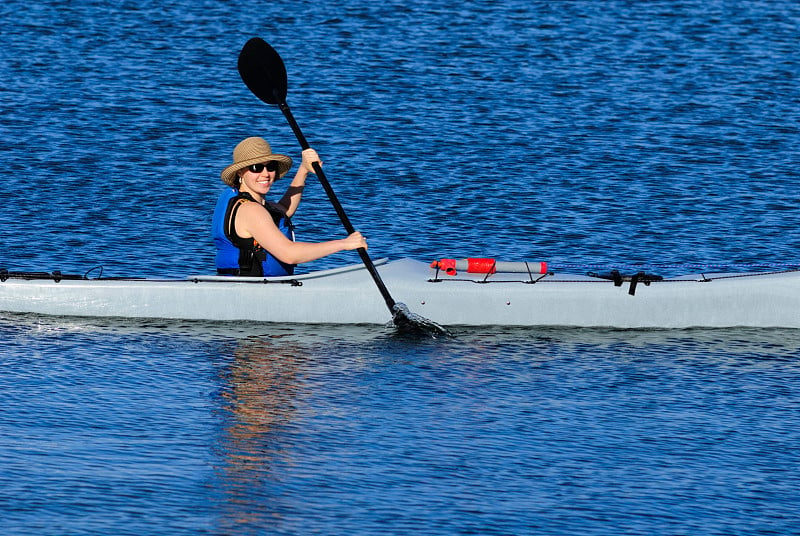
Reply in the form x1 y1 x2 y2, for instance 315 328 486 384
212 136 366 276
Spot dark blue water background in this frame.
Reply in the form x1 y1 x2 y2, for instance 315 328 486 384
2 1 799 534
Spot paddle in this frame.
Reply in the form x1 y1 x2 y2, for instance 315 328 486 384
237 37 449 337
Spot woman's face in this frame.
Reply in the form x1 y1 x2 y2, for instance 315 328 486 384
238 161 279 196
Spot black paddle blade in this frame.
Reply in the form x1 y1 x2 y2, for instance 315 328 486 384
238 37 287 105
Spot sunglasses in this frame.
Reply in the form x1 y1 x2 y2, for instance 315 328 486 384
247 161 280 173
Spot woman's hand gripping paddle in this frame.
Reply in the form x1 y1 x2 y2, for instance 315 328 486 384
237 37 450 338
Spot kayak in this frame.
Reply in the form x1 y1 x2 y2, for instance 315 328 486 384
1 258 799 328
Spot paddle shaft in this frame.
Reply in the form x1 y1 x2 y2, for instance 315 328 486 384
277 100 398 312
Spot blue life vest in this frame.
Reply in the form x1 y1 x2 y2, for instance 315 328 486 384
212 187 296 276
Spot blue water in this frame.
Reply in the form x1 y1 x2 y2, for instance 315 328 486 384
2 1 800 534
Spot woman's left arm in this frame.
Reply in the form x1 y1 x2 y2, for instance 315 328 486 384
278 148 319 217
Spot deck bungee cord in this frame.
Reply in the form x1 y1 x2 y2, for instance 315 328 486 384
1 266 118 282
0 268 306 286
548 262 800 270
430 257 800 275
0 270 86 283
427 257 800 296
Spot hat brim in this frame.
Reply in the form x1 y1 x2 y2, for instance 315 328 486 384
221 154 293 185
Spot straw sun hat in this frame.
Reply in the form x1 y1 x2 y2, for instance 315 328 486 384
220 137 293 187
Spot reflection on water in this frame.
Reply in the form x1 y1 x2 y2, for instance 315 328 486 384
214 335 310 533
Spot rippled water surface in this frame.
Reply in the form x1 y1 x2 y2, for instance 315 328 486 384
2 1 800 534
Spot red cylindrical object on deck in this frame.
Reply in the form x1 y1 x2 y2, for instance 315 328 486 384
431 258 548 276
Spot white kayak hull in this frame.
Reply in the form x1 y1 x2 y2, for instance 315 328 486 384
1 258 799 328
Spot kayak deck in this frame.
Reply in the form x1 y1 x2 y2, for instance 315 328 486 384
1 258 799 328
